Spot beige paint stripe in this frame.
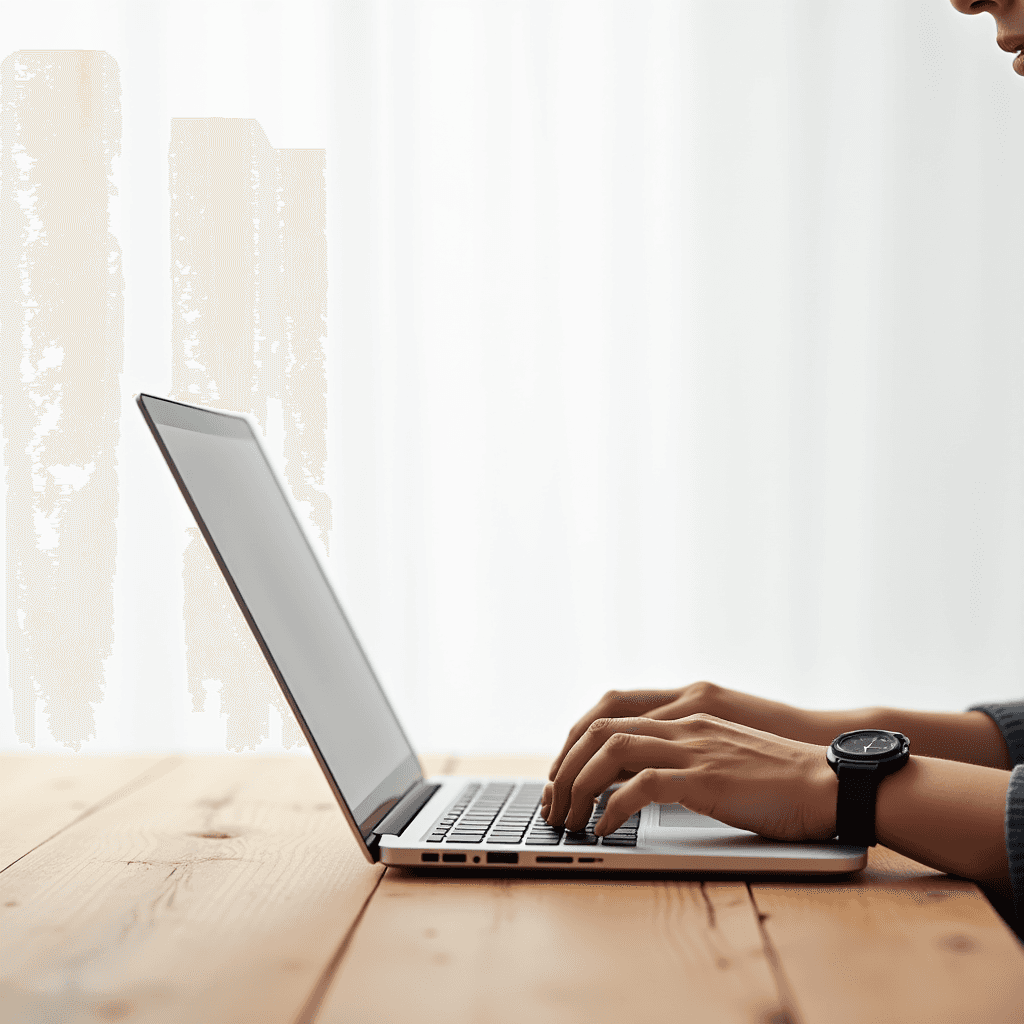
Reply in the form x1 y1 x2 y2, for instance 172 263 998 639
168 118 328 750
1 51 123 749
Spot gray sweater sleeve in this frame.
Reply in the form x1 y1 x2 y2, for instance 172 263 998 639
966 700 1024 935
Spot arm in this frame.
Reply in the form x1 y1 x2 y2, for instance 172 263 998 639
545 683 1016 780
544 714 1016 902
790 706 1015 770
699 700 1016 888
831 753 1013 898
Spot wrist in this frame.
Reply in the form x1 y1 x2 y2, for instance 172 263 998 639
813 756 839 839
794 706 874 747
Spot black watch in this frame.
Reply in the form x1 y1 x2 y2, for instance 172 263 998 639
826 730 910 847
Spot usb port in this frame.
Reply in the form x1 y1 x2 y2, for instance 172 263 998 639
486 852 519 864
441 853 466 863
536 855 573 864
421 852 439 862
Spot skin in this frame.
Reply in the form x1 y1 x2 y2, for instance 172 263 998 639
949 0 1024 75
542 5 1023 900
542 685 1015 901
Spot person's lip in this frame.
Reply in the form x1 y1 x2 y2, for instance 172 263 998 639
1015 51 1024 77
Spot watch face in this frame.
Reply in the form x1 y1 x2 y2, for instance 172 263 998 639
835 730 900 757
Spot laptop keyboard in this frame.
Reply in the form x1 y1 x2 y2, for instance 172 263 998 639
425 782 639 847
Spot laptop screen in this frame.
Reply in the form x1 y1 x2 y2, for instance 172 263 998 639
138 394 422 840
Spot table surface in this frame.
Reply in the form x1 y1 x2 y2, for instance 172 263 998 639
2 753 1022 1024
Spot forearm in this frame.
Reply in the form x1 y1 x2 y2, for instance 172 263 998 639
867 755 1010 894
778 704 1013 770
857 707 1012 769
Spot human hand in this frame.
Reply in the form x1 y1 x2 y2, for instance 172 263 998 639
547 681 812 782
541 714 838 842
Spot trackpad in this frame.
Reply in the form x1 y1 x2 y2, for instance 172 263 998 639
657 803 736 829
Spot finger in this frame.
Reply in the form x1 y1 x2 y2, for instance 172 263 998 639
562 734 689 832
540 782 553 817
547 688 681 780
642 702 686 721
594 766 689 835
546 718 681 828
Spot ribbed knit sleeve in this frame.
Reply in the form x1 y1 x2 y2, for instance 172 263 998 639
1007 765 1024 931
967 700 1024 766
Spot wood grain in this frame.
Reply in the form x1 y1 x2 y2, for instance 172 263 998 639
0 754 381 1024
315 872 784 1024
315 754 784 1024
750 845 1024 1024
0 754 172 872
4 755 1020 1024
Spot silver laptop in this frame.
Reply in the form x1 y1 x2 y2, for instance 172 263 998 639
138 393 866 876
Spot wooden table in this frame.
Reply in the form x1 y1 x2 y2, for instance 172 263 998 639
2 753 1022 1024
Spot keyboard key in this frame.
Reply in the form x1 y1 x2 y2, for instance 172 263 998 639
563 833 599 845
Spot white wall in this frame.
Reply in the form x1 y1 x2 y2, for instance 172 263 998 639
2 0 1022 754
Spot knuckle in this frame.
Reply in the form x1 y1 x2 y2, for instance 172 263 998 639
637 767 661 790
686 712 717 729
588 717 613 736
688 680 719 702
602 689 622 703
605 731 633 751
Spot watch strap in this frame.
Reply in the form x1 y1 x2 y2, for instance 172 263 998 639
835 761 879 847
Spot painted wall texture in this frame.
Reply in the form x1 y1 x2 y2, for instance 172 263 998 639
1 51 124 749
168 118 328 750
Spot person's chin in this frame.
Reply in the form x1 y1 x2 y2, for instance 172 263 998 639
1014 51 1024 76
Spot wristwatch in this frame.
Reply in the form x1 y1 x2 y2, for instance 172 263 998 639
826 730 910 847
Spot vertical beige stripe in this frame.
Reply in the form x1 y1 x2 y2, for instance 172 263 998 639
168 118 328 750
1 51 124 748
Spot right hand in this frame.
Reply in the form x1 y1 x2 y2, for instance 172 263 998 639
546 681 807 782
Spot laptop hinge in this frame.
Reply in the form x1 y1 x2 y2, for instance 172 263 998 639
371 780 442 844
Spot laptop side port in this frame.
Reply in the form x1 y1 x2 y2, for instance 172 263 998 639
421 853 439 862
486 851 519 864
535 856 573 864
442 853 467 863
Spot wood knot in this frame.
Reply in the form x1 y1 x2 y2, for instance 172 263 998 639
938 933 977 954
192 831 233 840
94 999 133 1021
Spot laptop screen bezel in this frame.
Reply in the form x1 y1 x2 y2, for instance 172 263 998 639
137 392 424 862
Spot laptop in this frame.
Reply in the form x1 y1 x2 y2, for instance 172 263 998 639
138 393 867 876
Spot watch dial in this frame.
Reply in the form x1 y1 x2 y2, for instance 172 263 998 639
836 731 899 756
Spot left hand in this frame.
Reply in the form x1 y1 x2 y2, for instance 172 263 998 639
541 713 838 841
